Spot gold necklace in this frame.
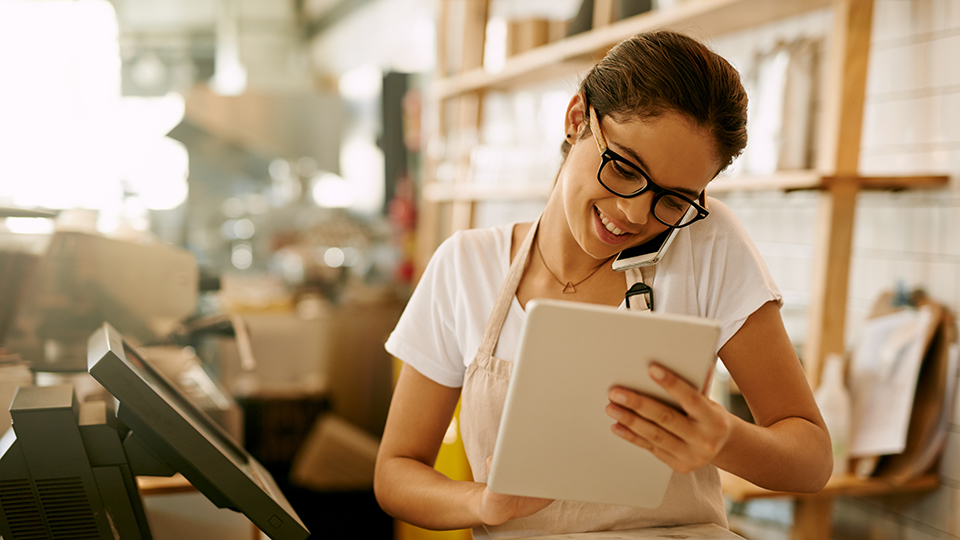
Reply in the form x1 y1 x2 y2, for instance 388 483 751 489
535 239 613 294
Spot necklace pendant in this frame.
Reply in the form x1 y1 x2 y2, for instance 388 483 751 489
562 282 576 294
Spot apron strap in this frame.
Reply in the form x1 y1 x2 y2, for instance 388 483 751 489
477 216 540 357
640 264 655 286
625 264 656 311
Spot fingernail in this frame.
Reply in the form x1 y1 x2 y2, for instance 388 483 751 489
649 365 666 381
610 391 626 404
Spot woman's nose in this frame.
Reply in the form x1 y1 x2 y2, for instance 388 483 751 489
617 191 654 227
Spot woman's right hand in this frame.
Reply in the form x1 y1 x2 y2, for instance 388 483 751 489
377 366 552 530
476 456 553 525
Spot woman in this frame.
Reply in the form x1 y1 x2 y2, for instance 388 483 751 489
374 30 832 537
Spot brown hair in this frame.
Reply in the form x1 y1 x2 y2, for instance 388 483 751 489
562 30 748 174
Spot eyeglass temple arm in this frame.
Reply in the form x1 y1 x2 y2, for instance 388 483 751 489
588 105 606 152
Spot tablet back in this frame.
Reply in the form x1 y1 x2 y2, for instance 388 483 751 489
487 299 720 508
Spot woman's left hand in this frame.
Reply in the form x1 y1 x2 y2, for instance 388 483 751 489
605 363 732 474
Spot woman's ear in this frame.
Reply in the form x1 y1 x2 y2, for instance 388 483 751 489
564 93 588 140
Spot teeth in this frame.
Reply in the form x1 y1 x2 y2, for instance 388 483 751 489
597 210 626 236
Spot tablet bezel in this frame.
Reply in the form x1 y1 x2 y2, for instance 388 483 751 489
487 299 720 508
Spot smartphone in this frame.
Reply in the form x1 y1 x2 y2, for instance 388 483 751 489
611 205 698 271
611 228 677 271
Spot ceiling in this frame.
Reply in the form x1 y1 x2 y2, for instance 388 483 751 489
110 0 376 96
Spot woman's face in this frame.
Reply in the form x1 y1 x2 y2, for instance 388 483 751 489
558 96 720 261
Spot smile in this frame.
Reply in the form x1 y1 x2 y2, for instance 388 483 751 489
596 207 629 236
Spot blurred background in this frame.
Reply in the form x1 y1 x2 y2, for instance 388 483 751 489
0 1 959 540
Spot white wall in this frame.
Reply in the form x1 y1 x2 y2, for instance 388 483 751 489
710 1 960 538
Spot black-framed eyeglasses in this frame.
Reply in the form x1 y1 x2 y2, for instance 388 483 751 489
588 105 709 229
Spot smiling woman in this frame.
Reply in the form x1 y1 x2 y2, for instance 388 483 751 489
374 30 832 539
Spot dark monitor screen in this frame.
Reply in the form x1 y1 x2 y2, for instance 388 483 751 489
87 323 310 540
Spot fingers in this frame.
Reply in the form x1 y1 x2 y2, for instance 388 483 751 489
607 369 696 442
606 363 731 473
647 363 710 416
605 397 690 459
609 421 688 472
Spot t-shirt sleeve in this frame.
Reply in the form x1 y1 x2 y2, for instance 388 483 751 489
696 203 782 351
385 232 466 388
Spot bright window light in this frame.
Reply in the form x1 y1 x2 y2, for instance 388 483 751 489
117 93 189 210
339 137 384 213
0 0 190 217
116 93 186 140
483 17 507 74
338 65 382 101
0 0 122 210
4 217 55 235
310 172 357 209
121 134 190 211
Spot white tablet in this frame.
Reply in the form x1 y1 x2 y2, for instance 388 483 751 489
487 299 721 509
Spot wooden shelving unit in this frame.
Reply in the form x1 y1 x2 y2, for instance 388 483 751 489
431 0 835 99
720 470 940 503
416 1 949 540
721 471 940 540
707 171 948 193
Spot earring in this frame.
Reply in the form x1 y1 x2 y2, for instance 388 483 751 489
565 133 572 139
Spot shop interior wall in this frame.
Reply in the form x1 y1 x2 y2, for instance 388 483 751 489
708 3 960 539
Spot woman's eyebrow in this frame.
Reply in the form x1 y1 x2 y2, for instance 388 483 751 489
610 141 700 198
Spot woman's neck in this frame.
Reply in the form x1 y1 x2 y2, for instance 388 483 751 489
515 188 625 309
537 197 605 280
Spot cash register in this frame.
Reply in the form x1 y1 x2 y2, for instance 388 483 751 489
0 323 310 540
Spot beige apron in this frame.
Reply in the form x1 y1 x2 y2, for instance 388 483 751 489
459 218 727 539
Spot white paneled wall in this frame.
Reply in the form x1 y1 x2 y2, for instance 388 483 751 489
712 1 960 538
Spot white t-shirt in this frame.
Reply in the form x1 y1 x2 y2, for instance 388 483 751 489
385 198 781 388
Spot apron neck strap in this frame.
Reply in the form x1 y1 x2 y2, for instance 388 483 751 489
477 216 540 356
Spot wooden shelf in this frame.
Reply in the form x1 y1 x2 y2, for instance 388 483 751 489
721 470 940 503
433 0 832 100
423 173 949 201
707 171 950 193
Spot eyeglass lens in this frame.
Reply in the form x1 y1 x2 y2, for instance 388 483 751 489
598 155 697 227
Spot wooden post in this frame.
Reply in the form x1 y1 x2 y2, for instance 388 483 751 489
507 19 550 56
449 0 489 234
798 0 874 536
415 0 489 278
413 0 452 282
804 177 860 388
803 0 874 388
460 0 489 70
593 0 618 28
791 498 834 540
